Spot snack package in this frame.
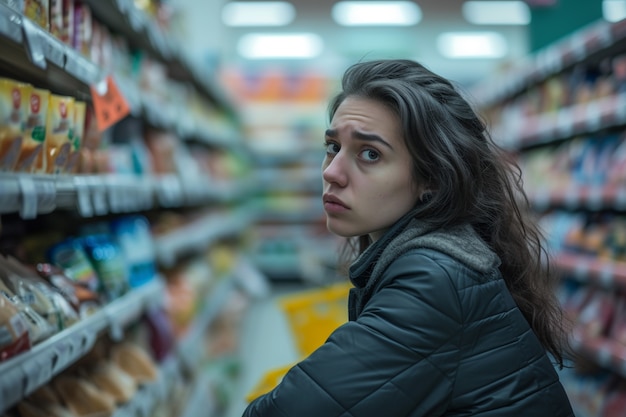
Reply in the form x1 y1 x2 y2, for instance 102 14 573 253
84 359 138 403
80 234 130 301
0 276 51 344
16 86 49 173
1 255 79 331
110 216 156 288
0 77 27 171
35 262 101 318
23 0 49 31
52 375 117 417
0 290 30 361
110 341 158 384
45 94 74 174
47 238 100 294
64 99 85 173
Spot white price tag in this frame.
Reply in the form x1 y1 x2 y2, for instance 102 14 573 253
21 18 46 69
35 177 57 213
52 338 76 373
22 356 53 394
77 330 97 356
0 365 24 408
573 260 589 282
598 263 614 288
43 32 65 67
88 177 108 215
74 176 93 217
17 176 37 219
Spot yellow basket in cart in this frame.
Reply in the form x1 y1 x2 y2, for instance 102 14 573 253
245 282 351 402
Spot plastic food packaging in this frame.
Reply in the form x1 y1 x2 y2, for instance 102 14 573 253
45 94 74 174
0 77 26 171
65 99 86 174
84 360 138 403
53 375 117 417
110 341 158 384
16 85 49 173
0 290 30 362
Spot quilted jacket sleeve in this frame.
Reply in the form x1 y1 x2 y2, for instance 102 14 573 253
242 252 464 417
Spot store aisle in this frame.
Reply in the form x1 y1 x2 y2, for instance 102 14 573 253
224 285 302 417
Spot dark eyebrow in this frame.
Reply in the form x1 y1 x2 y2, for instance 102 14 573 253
325 129 394 150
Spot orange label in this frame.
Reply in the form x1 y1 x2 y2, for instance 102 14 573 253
89 76 130 132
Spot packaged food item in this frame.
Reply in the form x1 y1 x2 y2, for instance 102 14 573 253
72 0 91 57
47 238 100 294
45 94 74 174
49 0 63 40
80 234 130 300
78 105 103 174
110 215 156 288
0 77 26 171
110 341 158 384
84 360 137 403
23 0 49 30
65 99 85 173
16 86 49 173
0 289 30 361
52 375 117 416
35 262 101 318
1 255 79 330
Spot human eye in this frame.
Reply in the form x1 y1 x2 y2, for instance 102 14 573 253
324 140 340 155
359 148 380 162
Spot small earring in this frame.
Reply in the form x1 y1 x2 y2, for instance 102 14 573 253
420 191 433 203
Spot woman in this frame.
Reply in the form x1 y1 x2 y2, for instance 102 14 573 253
243 59 574 416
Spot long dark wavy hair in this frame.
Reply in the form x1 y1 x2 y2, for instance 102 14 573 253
329 59 571 368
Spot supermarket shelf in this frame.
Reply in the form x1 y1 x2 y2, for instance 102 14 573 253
570 328 626 379
472 18 625 106
154 207 257 267
0 5 239 146
80 0 236 115
554 251 626 289
0 277 165 413
0 173 249 219
496 93 626 150
102 275 236 417
528 184 626 212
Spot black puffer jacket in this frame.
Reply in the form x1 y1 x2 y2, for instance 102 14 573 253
243 213 575 417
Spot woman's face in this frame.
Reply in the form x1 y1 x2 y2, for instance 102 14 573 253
322 96 421 241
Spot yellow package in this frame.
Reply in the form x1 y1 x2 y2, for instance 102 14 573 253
64 100 85 174
24 0 50 31
0 78 27 172
16 86 49 173
45 94 74 174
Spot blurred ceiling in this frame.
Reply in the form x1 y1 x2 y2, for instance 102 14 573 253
173 0 533 87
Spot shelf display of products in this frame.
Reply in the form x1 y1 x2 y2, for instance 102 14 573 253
0 1 262 416
471 17 626 417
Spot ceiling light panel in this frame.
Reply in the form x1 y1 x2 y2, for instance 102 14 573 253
603 0 626 22
237 33 324 59
332 1 422 26
437 32 507 59
222 1 296 27
463 1 530 25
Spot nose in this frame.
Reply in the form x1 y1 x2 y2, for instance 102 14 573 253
322 152 347 187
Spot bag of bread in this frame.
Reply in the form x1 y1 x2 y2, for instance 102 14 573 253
15 86 49 173
0 289 30 362
45 94 74 174
52 374 117 417
110 341 158 384
84 359 137 403
0 77 27 171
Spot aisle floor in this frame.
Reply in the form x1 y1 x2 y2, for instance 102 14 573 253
224 285 302 417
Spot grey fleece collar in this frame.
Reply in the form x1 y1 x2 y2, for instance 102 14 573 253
349 212 501 290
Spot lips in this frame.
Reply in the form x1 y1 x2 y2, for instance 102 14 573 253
323 194 349 210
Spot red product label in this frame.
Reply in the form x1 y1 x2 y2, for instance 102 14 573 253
31 94 40 114
59 101 67 118
11 88 20 109
0 331 30 362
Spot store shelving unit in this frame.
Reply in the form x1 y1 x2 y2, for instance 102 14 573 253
0 2 257 416
471 16 626 416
